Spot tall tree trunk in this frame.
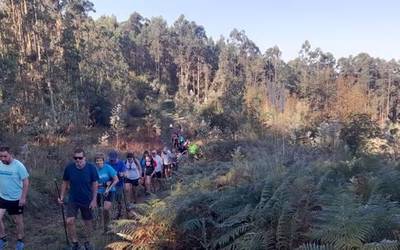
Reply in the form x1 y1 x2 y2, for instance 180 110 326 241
197 58 200 101
386 71 392 121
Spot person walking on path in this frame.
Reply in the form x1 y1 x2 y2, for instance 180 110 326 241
144 155 157 194
161 147 173 179
94 153 118 233
124 152 142 205
152 150 163 191
106 150 126 219
58 148 99 250
140 151 150 194
0 146 29 250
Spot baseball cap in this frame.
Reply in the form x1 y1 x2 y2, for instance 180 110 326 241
109 150 118 160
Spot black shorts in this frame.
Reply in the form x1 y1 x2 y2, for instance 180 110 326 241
125 178 139 186
66 201 93 220
153 171 162 178
145 168 154 176
96 192 115 207
114 186 123 202
0 196 24 215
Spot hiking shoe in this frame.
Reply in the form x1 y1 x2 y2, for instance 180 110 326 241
127 203 135 210
71 242 80 250
15 240 24 250
0 238 7 250
83 241 93 250
113 213 121 220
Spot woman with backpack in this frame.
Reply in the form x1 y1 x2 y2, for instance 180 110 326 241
124 152 141 205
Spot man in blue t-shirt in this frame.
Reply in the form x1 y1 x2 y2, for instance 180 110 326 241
58 148 99 250
106 150 126 219
0 146 29 250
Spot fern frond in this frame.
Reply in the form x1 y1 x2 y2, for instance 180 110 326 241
216 204 252 228
105 241 132 250
276 204 295 249
212 223 251 249
361 240 400 250
296 243 335 250
181 217 204 232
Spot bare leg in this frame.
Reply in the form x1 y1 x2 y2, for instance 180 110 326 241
12 215 24 240
0 209 6 238
132 185 137 203
66 217 78 243
103 201 112 232
82 219 93 242
145 176 152 193
124 184 132 204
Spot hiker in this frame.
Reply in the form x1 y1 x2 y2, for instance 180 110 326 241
140 151 150 193
171 133 179 151
94 153 118 233
171 148 179 171
152 150 163 191
58 148 99 250
144 155 157 194
106 150 126 219
0 146 29 250
161 147 173 179
124 152 141 205
177 134 188 154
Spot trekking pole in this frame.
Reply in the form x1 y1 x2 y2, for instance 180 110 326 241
101 191 105 230
54 179 69 246
121 177 129 218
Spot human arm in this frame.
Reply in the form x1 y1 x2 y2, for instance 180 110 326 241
19 178 29 206
89 166 99 209
89 181 98 209
58 180 69 204
105 175 119 194
134 159 142 177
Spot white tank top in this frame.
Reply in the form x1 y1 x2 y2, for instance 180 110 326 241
125 160 139 180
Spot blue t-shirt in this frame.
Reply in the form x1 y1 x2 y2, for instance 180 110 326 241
0 159 29 201
106 160 126 187
63 162 99 205
97 164 117 194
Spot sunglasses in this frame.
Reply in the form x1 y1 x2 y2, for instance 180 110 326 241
74 156 84 160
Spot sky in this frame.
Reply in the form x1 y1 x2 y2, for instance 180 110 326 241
90 0 400 62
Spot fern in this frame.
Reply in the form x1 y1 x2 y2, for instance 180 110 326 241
310 191 375 248
297 243 335 250
182 217 205 232
361 240 400 250
212 223 252 249
276 204 295 249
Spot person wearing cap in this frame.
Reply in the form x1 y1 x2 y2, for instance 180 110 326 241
106 150 126 219
123 152 141 205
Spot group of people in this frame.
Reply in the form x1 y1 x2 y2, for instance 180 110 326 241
0 125 198 250
0 144 181 250
58 146 180 250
